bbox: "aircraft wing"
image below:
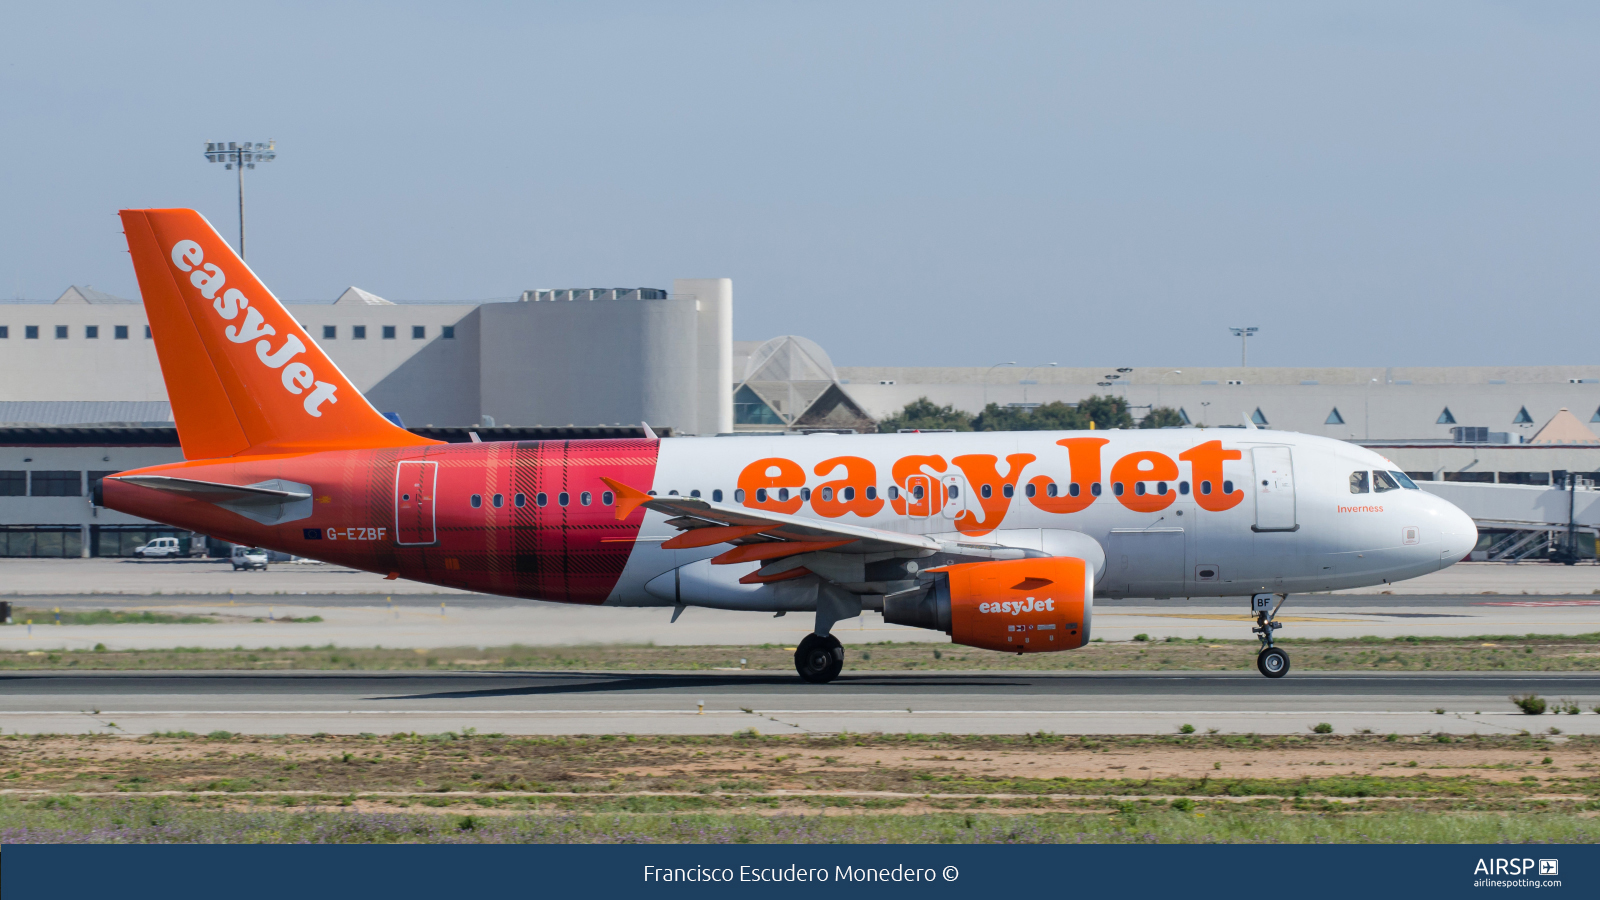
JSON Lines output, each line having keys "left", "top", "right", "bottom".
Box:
{"left": 600, "top": 477, "right": 939, "bottom": 558}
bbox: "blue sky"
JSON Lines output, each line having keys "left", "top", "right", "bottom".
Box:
{"left": 2, "top": 2, "right": 1597, "bottom": 368}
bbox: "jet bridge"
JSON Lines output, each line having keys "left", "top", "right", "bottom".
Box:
{"left": 1421, "top": 478, "right": 1600, "bottom": 562}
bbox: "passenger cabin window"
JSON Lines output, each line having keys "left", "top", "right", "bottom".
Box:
{"left": 886, "top": 485, "right": 898, "bottom": 500}
{"left": 776, "top": 488, "right": 789, "bottom": 501}
{"left": 912, "top": 485, "right": 924, "bottom": 500}
{"left": 1349, "top": 471, "right": 1370, "bottom": 494}
{"left": 843, "top": 486, "right": 855, "bottom": 501}
{"left": 866, "top": 486, "right": 877, "bottom": 500}
{"left": 1391, "top": 471, "right": 1420, "bottom": 490}
{"left": 820, "top": 487, "right": 833, "bottom": 502}
{"left": 1221, "top": 480, "right": 1233, "bottom": 494}
{"left": 492, "top": 493, "right": 504, "bottom": 508}
{"left": 981, "top": 484, "right": 992, "bottom": 499}
{"left": 1373, "top": 470, "right": 1401, "bottom": 493}
{"left": 712, "top": 489, "right": 723, "bottom": 502}
{"left": 1179, "top": 481, "right": 1190, "bottom": 495}
{"left": 470, "top": 494, "right": 482, "bottom": 508}
{"left": 1112, "top": 483, "right": 1124, "bottom": 496}
{"left": 734, "top": 489, "right": 745, "bottom": 503}
{"left": 603, "top": 491, "right": 615, "bottom": 505}
{"left": 947, "top": 484, "right": 959, "bottom": 499}
{"left": 1002, "top": 483, "right": 1013, "bottom": 499}
{"left": 1025, "top": 483, "right": 1037, "bottom": 498}
{"left": 756, "top": 488, "right": 768, "bottom": 503}
{"left": 514, "top": 493, "right": 526, "bottom": 507}
{"left": 1200, "top": 481, "right": 1212, "bottom": 495}
{"left": 580, "top": 492, "right": 592, "bottom": 506}
{"left": 536, "top": 492, "right": 548, "bottom": 507}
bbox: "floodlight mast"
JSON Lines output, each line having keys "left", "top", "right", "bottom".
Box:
{"left": 203, "top": 140, "right": 276, "bottom": 259}
{"left": 1228, "top": 326, "right": 1259, "bottom": 366}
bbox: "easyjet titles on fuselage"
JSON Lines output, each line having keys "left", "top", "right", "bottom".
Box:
{"left": 731, "top": 436, "right": 1246, "bottom": 537}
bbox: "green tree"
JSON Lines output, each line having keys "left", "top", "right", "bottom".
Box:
{"left": 973, "top": 401, "right": 1087, "bottom": 432}
{"left": 1139, "top": 406, "right": 1185, "bottom": 429}
{"left": 876, "top": 397, "right": 973, "bottom": 433}
{"left": 1076, "top": 394, "right": 1134, "bottom": 429}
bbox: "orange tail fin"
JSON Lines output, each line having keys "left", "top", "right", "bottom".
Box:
{"left": 119, "top": 208, "right": 437, "bottom": 459}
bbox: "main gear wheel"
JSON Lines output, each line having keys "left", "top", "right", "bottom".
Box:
{"left": 795, "top": 633, "right": 845, "bottom": 683}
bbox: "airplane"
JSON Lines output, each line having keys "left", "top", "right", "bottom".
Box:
{"left": 103, "top": 208, "right": 1480, "bottom": 683}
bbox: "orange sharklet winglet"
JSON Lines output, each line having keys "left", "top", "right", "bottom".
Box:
{"left": 710, "top": 539, "right": 853, "bottom": 566}
{"left": 601, "top": 476, "right": 653, "bottom": 520}
{"left": 662, "top": 524, "right": 770, "bottom": 550}
{"left": 739, "top": 566, "right": 813, "bottom": 585}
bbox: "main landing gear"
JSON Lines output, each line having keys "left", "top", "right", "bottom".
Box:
{"left": 795, "top": 633, "right": 844, "bottom": 684}
{"left": 1251, "top": 592, "right": 1290, "bottom": 678}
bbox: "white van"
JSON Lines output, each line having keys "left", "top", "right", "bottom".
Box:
{"left": 231, "top": 546, "right": 270, "bottom": 571}
{"left": 133, "top": 537, "right": 183, "bottom": 559}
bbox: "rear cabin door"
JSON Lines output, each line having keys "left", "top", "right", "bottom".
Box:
{"left": 1251, "top": 446, "right": 1297, "bottom": 532}
{"left": 395, "top": 460, "right": 438, "bottom": 545}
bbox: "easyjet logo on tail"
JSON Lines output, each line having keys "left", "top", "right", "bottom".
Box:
{"left": 169, "top": 240, "right": 338, "bottom": 417}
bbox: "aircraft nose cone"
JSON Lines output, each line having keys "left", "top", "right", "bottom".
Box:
{"left": 1436, "top": 498, "right": 1477, "bottom": 569}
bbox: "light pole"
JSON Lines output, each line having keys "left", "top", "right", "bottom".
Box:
{"left": 983, "top": 361, "right": 1015, "bottom": 409}
{"left": 1020, "top": 362, "right": 1056, "bottom": 404}
{"left": 204, "top": 140, "right": 277, "bottom": 259}
{"left": 1229, "top": 327, "right": 1259, "bottom": 367}
{"left": 1200, "top": 400, "right": 1211, "bottom": 427}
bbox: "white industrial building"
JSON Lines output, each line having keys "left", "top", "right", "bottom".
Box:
{"left": 2, "top": 281, "right": 1598, "bottom": 558}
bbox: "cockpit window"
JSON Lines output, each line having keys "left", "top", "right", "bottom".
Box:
{"left": 1349, "top": 471, "right": 1369, "bottom": 494}
{"left": 1390, "top": 471, "right": 1419, "bottom": 490}
{"left": 1373, "top": 470, "right": 1401, "bottom": 493}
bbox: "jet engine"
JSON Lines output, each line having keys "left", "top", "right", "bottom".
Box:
{"left": 881, "top": 556, "right": 1091, "bottom": 652}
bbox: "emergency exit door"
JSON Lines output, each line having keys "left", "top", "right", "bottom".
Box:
{"left": 1251, "top": 446, "right": 1297, "bottom": 532}
{"left": 394, "top": 460, "right": 438, "bottom": 545}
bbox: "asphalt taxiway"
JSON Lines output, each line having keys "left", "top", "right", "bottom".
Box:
{"left": 2, "top": 670, "right": 1595, "bottom": 737}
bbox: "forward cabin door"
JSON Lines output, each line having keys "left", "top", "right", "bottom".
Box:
{"left": 1251, "top": 446, "right": 1297, "bottom": 532}
{"left": 395, "top": 460, "right": 439, "bottom": 545}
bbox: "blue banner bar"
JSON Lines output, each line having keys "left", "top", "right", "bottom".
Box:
{"left": 4, "top": 845, "right": 1595, "bottom": 899}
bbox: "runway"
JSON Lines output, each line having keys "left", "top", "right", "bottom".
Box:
{"left": 3, "top": 670, "right": 1596, "bottom": 736}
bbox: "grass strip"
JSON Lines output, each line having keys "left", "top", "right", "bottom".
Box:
{"left": 4, "top": 634, "right": 1600, "bottom": 671}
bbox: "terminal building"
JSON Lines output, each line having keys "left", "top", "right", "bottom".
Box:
{"left": 2, "top": 281, "right": 1597, "bottom": 559}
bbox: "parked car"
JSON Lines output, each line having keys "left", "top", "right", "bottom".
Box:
{"left": 231, "top": 546, "right": 270, "bottom": 571}
{"left": 133, "top": 537, "right": 183, "bottom": 559}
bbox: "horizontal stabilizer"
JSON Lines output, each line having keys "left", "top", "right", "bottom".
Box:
{"left": 111, "top": 475, "right": 314, "bottom": 526}
{"left": 112, "top": 475, "right": 310, "bottom": 505}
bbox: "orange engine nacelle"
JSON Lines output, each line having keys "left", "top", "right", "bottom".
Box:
{"left": 882, "top": 556, "right": 1092, "bottom": 653}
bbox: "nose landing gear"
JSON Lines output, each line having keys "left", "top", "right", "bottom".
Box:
{"left": 1252, "top": 592, "right": 1290, "bottom": 678}
{"left": 795, "top": 633, "right": 844, "bottom": 683}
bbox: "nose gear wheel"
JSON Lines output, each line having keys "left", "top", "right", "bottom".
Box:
{"left": 795, "top": 633, "right": 844, "bottom": 683}
{"left": 1257, "top": 646, "right": 1290, "bottom": 678}
{"left": 1250, "top": 592, "right": 1290, "bottom": 678}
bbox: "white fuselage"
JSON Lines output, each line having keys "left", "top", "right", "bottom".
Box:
{"left": 606, "top": 428, "right": 1478, "bottom": 610}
